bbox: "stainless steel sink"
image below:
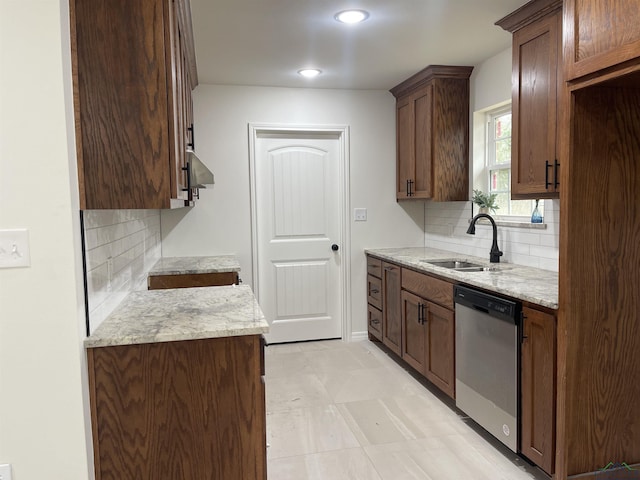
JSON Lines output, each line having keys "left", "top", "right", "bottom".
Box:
{"left": 423, "top": 259, "right": 499, "bottom": 272}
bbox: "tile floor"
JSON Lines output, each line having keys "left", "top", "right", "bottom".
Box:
{"left": 265, "top": 338, "right": 550, "bottom": 480}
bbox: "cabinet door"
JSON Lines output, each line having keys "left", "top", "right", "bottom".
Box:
{"left": 564, "top": 0, "right": 640, "bottom": 81}
{"left": 424, "top": 301, "right": 455, "bottom": 399}
{"left": 396, "top": 87, "right": 433, "bottom": 200}
{"left": 167, "top": 0, "right": 189, "bottom": 202}
{"left": 412, "top": 85, "right": 433, "bottom": 199}
{"left": 382, "top": 262, "right": 402, "bottom": 356}
{"left": 87, "top": 335, "right": 267, "bottom": 479}
{"left": 396, "top": 96, "right": 415, "bottom": 199}
{"left": 521, "top": 306, "right": 556, "bottom": 474}
{"left": 512, "top": 9, "right": 561, "bottom": 198}
{"left": 401, "top": 290, "right": 426, "bottom": 374}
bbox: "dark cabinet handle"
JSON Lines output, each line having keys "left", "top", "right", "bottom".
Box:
{"left": 384, "top": 266, "right": 396, "bottom": 271}
{"left": 554, "top": 160, "right": 560, "bottom": 189}
{"left": 407, "top": 179, "right": 414, "bottom": 197}
{"left": 519, "top": 312, "right": 528, "bottom": 343}
{"left": 187, "top": 123, "right": 195, "bottom": 150}
{"left": 370, "top": 288, "right": 380, "bottom": 294}
{"left": 417, "top": 303, "right": 428, "bottom": 324}
{"left": 371, "top": 318, "right": 380, "bottom": 325}
{"left": 181, "top": 162, "right": 191, "bottom": 192}
{"left": 545, "top": 160, "right": 552, "bottom": 189}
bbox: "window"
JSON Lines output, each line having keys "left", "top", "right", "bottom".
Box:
{"left": 485, "top": 106, "right": 543, "bottom": 219}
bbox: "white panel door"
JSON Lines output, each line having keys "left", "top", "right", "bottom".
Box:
{"left": 255, "top": 133, "right": 342, "bottom": 343}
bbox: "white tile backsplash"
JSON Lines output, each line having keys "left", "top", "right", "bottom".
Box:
{"left": 424, "top": 199, "right": 559, "bottom": 272}
{"left": 83, "top": 209, "right": 161, "bottom": 332}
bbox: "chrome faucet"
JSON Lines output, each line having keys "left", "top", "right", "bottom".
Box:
{"left": 466, "top": 213, "right": 503, "bottom": 263}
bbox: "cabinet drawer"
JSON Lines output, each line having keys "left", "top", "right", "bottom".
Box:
{"left": 367, "top": 304, "right": 383, "bottom": 341}
{"left": 367, "top": 275, "right": 382, "bottom": 309}
{"left": 401, "top": 268, "right": 454, "bottom": 309}
{"left": 367, "top": 256, "right": 382, "bottom": 278}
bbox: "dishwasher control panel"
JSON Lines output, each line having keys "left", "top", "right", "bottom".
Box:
{"left": 454, "top": 285, "right": 520, "bottom": 322}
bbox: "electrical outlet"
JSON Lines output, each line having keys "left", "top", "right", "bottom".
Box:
{"left": 0, "top": 463, "right": 13, "bottom": 480}
{"left": 0, "top": 229, "right": 30, "bottom": 268}
{"left": 354, "top": 208, "right": 367, "bottom": 221}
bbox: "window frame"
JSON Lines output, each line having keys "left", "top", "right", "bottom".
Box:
{"left": 484, "top": 105, "right": 542, "bottom": 222}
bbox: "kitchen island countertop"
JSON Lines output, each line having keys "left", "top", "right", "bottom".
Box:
{"left": 366, "top": 247, "right": 558, "bottom": 309}
{"left": 148, "top": 255, "right": 241, "bottom": 276}
{"left": 85, "top": 284, "right": 268, "bottom": 348}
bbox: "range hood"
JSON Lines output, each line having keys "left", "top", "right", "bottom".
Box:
{"left": 187, "top": 150, "right": 214, "bottom": 188}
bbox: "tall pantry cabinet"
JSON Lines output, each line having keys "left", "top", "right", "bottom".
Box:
{"left": 557, "top": 1, "right": 640, "bottom": 479}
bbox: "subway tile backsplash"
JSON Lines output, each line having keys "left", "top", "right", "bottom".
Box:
{"left": 83, "top": 209, "right": 161, "bottom": 332}
{"left": 424, "top": 199, "right": 559, "bottom": 272}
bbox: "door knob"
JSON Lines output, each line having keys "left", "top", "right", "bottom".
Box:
{"left": 331, "top": 244, "right": 339, "bottom": 251}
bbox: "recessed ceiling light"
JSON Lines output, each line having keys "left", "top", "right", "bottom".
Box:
{"left": 334, "top": 9, "right": 369, "bottom": 24}
{"left": 298, "top": 68, "right": 322, "bottom": 78}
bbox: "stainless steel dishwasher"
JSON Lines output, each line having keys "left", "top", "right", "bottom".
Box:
{"left": 454, "top": 284, "right": 521, "bottom": 452}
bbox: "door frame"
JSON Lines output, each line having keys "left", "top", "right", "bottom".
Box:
{"left": 248, "top": 123, "right": 352, "bottom": 341}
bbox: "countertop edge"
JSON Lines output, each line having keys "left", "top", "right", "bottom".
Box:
{"left": 84, "top": 325, "right": 269, "bottom": 349}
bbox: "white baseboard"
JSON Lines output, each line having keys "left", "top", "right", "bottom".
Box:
{"left": 349, "top": 331, "right": 368, "bottom": 342}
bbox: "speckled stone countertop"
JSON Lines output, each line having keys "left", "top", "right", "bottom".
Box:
{"left": 85, "top": 285, "right": 268, "bottom": 348}
{"left": 148, "top": 255, "right": 241, "bottom": 276}
{"left": 366, "top": 247, "right": 558, "bottom": 310}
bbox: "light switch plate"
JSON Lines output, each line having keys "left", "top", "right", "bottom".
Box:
{"left": 0, "top": 464, "right": 13, "bottom": 480}
{"left": 354, "top": 208, "right": 367, "bottom": 222}
{"left": 0, "top": 229, "right": 31, "bottom": 268}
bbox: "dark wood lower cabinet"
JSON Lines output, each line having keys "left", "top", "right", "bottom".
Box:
{"left": 368, "top": 254, "right": 558, "bottom": 472}
{"left": 401, "top": 290, "right": 427, "bottom": 374}
{"left": 382, "top": 262, "right": 402, "bottom": 356}
{"left": 87, "top": 335, "right": 266, "bottom": 480}
{"left": 367, "top": 304, "right": 383, "bottom": 341}
{"left": 400, "top": 291, "right": 455, "bottom": 399}
{"left": 521, "top": 306, "right": 556, "bottom": 475}
{"left": 148, "top": 271, "right": 239, "bottom": 290}
{"left": 424, "top": 301, "right": 455, "bottom": 399}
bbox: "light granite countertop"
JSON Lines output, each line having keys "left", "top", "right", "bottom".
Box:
{"left": 85, "top": 285, "right": 268, "bottom": 348}
{"left": 148, "top": 255, "right": 241, "bottom": 276}
{"left": 366, "top": 247, "right": 558, "bottom": 310}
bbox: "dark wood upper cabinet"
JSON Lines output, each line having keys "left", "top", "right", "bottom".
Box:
{"left": 70, "top": 0, "right": 198, "bottom": 209}
{"left": 390, "top": 65, "right": 473, "bottom": 202}
{"left": 564, "top": 0, "right": 640, "bottom": 82}
{"left": 497, "top": 0, "right": 563, "bottom": 199}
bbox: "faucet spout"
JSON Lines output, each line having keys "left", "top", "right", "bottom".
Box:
{"left": 467, "top": 213, "right": 503, "bottom": 263}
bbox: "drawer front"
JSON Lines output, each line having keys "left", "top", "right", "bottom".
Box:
{"left": 367, "top": 275, "right": 382, "bottom": 309}
{"left": 368, "top": 304, "right": 383, "bottom": 340}
{"left": 401, "top": 268, "right": 454, "bottom": 309}
{"left": 367, "top": 256, "right": 382, "bottom": 278}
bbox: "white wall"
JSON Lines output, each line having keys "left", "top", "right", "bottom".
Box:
{"left": 0, "top": 0, "right": 91, "bottom": 478}
{"left": 424, "top": 47, "right": 560, "bottom": 272}
{"left": 161, "top": 85, "right": 425, "bottom": 337}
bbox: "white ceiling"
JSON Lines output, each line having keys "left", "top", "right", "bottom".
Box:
{"left": 190, "top": 0, "right": 530, "bottom": 91}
